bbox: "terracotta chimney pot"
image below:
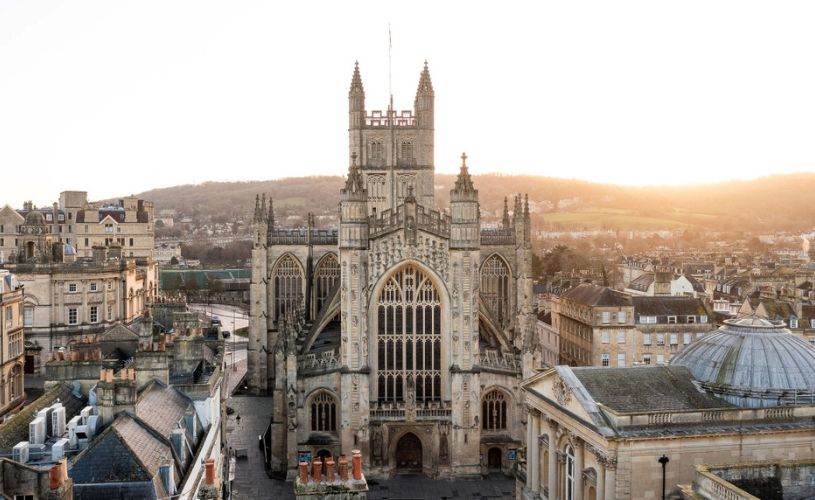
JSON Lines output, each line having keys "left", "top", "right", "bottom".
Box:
{"left": 312, "top": 458, "right": 322, "bottom": 482}
{"left": 352, "top": 451, "right": 362, "bottom": 480}
{"left": 298, "top": 461, "right": 309, "bottom": 483}
{"left": 204, "top": 458, "right": 216, "bottom": 486}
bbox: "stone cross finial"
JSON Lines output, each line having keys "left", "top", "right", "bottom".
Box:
{"left": 460, "top": 152, "right": 467, "bottom": 167}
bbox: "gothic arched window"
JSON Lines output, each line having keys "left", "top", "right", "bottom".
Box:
{"left": 481, "top": 254, "right": 511, "bottom": 328}
{"left": 273, "top": 254, "right": 303, "bottom": 319}
{"left": 310, "top": 391, "right": 337, "bottom": 433}
{"left": 376, "top": 265, "right": 441, "bottom": 403}
{"left": 314, "top": 253, "right": 340, "bottom": 316}
{"left": 482, "top": 390, "right": 509, "bottom": 431}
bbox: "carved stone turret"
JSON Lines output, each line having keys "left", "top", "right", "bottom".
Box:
{"left": 450, "top": 153, "right": 480, "bottom": 250}
{"left": 340, "top": 153, "right": 369, "bottom": 249}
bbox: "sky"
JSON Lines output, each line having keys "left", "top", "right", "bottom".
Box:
{"left": 1, "top": 1, "right": 815, "bottom": 207}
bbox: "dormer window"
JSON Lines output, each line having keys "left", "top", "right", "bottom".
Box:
{"left": 790, "top": 318, "right": 798, "bottom": 329}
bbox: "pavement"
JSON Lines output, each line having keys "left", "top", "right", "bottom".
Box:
{"left": 224, "top": 347, "right": 516, "bottom": 499}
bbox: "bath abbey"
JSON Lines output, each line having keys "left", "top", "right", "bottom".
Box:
{"left": 247, "top": 62, "right": 540, "bottom": 479}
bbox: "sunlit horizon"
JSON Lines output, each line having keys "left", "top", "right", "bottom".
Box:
{"left": 2, "top": 1, "right": 815, "bottom": 207}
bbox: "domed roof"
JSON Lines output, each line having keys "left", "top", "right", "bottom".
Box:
{"left": 63, "top": 243, "right": 76, "bottom": 256}
{"left": 671, "top": 316, "right": 815, "bottom": 407}
{"left": 24, "top": 210, "right": 45, "bottom": 225}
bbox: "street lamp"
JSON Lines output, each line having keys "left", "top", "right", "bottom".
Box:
{"left": 658, "top": 454, "right": 670, "bottom": 500}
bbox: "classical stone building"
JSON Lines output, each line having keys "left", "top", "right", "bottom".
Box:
{"left": 554, "top": 284, "right": 711, "bottom": 367}
{"left": 2, "top": 232, "right": 157, "bottom": 372}
{"left": 248, "top": 62, "right": 541, "bottom": 479}
{"left": 0, "top": 191, "right": 155, "bottom": 262}
{"left": 0, "top": 270, "right": 25, "bottom": 418}
{"left": 520, "top": 316, "right": 815, "bottom": 499}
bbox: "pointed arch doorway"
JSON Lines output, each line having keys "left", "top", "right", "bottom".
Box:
{"left": 395, "top": 432, "right": 423, "bottom": 473}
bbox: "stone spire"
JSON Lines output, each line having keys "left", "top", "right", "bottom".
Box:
{"left": 502, "top": 196, "right": 511, "bottom": 228}
{"left": 253, "top": 194, "right": 261, "bottom": 222}
{"left": 267, "top": 197, "right": 275, "bottom": 228}
{"left": 343, "top": 152, "right": 365, "bottom": 194}
{"left": 524, "top": 194, "right": 530, "bottom": 219}
{"left": 415, "top": 60, "right": 434, "bottom": 97}
{"left": 514, "top": 194, "right": 522, "bottom": 220}
{"left": 453, "top": 152, "right": 475, "bottom": 194}
{"left": 349, "top": 61, "right": 364, "bottom": 97}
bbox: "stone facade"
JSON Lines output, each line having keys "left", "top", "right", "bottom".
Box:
{"left": 554, "top": 285, "right": 712, "bottom": 367}
{"left": 3, "top": 249, "right": 157, "bottom": 372}
{"left": 0, "top": 191, "right": 155, "bottom": 262}
{"left": 248, "top": 62, "right": 541, "bottom": 479}
{"left": 0, "top": 270, "right": 25, "bottom": 418}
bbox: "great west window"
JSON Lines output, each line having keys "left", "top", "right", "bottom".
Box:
{"left": 376, "top": 265, "right": 441, "bottom": 403}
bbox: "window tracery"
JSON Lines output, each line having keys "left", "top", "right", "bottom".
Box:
{"left": 481, "top": 254, "right": 511, "bottom": 328}
{"left": 314, "top": 253, "right": 340, "bottom": 314}
{"left": 273, "top": 254, "right": 303, "bottom": 319}
{"left": 376, "top": 265, "right": 441, "bottom": 403}
{"left": 482, "top": 389, "right": 509, "bottom": 431}
{"left": 310, "top": 391, "right": 337, "bottom": 432}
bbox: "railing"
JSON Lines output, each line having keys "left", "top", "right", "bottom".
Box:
{"left": 477, "top": 351, "right": 521, "bottom": 375}
{"left": 370, "top": 401, "right": 451, "bottom": 420}
{"left": 297, "top": 350, "right": 340, "bottom": 374}
{"left": 481, "top": 228, "right": 516, "bottom": 246}
{"left": 369, "top": 207, "right": 405, "bottom": 237}
{"left": 415, "top": 206, "right": 450, "bottom": 238}
{"left": 369, "top": 205, "right": 450, "bottom": 239}
{"left": 269, "top": 229, "right": 338, "bottom": 246}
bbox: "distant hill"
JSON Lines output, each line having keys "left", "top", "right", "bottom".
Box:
{"left": 135, "top": 172, "right": 815, "bottom": 232}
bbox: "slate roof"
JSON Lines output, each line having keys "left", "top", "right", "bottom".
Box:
{"left": 749, "top": 298, "right": 797, "bottom": 321}
{"left": 73, "top": 481, "right": 161, "bottom": 500}
{"left": 136, "top": 383, "right": 192, "bottom": 438}
{"left": 570, "top": 366, "right": 729, "bottom": 413}
{"left": 561, "top": 284, "right": 631, "bottom": 307}
{"left": 112, "top": 415, "right": 170, "bottom": 479}
{"left": 632, "top": 296, "right": 708, "bottom": 317}
{"left": 101, "top": 324, "right": 139, "bottom": 342}
{"left": 70, "top": 414, "right": 174, "bottom": 500}
{"left": 684, "top": 274, "right": 705, "bottom": 293}
{"left": 627, "top": 273, "right": 654, "bottom": 292}
{"left": 69, "top": 423, "right": 152, "bottom": 483}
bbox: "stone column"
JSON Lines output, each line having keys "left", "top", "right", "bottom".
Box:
{"left": 548, "top": 422, "right": 558, "bottom": 500}
{"left": 526, "top": 410, "right": 535, "bottom": 492}
{"left": 573, "top": 437, "right": 583, "bottom": 500}
{"left": 529, "top": 411, "right": 540, "bottom": 494}
{"left": 597, "top": 463, "right": 605, "bottom": 500}
{"left": 604, "top": 459, "right": 616, "bottom": 500}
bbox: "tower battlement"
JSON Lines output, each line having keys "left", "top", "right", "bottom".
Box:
{"left": 364, "top": 109, "right": 416, "bottom": 128}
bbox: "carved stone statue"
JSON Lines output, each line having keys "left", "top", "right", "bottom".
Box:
{"left": 372, "top": 426, "right": 383, "bottom": 464}
{"left": 439, "top": 427, "right": 449, "bottom": 464}
{"left": 405, "top": 374, "right": 416, "bottom": 406}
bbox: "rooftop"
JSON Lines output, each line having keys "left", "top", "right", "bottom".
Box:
{"left": 561, "top": 284, "right": 631, "bottom": 307}
{"left": 570, "top": 366, "right": 727, "bottom": 413}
